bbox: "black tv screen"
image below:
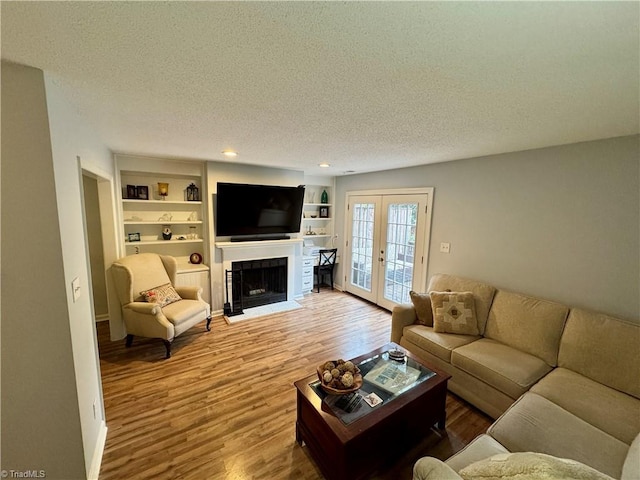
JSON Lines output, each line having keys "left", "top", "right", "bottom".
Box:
{"left": 216, "top": 182, "right": 305, "bottom": 237}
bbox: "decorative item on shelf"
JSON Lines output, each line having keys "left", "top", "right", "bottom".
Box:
{"left": 186, "top": 183, "right": 200, "bottom": 201}
{"left": 319, "top": 206, "right": 329, "bottom": 218}
{"left": 306, "top": 225, "right": 315, "bottom": 235}
{"left": 187, "top": 211, "right": 198, "bottom": 221}
{"left": 126, "top": 185, "right": 137, "bottom": 199}
{"left": 158, "top": 182, "right": 169, "bottom": 200}
{"left": 124, "top": 215, "right": 143, "bottom": 222}
{"left": 137, "top": 185, "right": 149, "bottom": 200}
{"left": 158, "top": 213, "right": 172, "bottom": 222}
{"left": 308, "top": 192, "right": 316, "bottom": 203}
{"left": 127, "top": 232, "right": 141, "bottom": 242}
{"left": 189, "top": 252, "right": 203, "bottom": 264}
{"left": 189, "top": 226, "right": 197, "bottom": 239}
{"left": 162, "top": 225, "right": 172, "bottom": 240}
{"left": 321, "top": 189, "right": 328, "bottom": 204}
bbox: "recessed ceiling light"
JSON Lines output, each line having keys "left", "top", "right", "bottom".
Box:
{"left": 318, "top": 162, "right": 330, "bottom": 168}
{"left": 222, "top": 150, "right": 238, "bottom": 158}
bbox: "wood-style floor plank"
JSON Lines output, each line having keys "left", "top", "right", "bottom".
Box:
{"left": 98, "top": 290, "right": 491, "bottom": 479}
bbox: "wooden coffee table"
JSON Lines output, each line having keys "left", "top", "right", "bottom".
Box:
{"left": 294, "top": 342, "right": 451, "bottom": 480}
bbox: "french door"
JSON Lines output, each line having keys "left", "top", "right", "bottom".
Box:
{"left": 345, "top": 190, "right": 433, "bottom": 311}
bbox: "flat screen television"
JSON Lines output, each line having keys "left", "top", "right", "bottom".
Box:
{"left": 216, "top": 182, "right": 305, "bottom": 238}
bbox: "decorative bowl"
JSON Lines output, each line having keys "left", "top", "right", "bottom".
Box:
{"left": 317, "top": 360, "right": 363, "bottom": 395}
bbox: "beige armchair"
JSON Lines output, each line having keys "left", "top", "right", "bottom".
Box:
{"left": 110, "top": 253, "right": 211, "bottom": 358}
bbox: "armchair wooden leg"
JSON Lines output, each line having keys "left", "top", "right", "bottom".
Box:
{"left": 125, "top": 334, "right": 134, "bottom": 347}
{"left": 206, "top": 317, "right": 212, "bottom": 331}
{"left": 162, "top": 339, "right": 172, "bottom": 359}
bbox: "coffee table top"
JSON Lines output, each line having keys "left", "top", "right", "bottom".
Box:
{"left": 295, "top": 342, "right": 450, "bottom": 442}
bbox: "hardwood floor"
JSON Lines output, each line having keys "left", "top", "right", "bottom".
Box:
{"left": 97, "top": 290, "right": 491, "bottom": 480}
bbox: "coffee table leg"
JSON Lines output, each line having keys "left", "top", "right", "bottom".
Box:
{"left": 295, "top": 421, "right": 303, "bottom": 445}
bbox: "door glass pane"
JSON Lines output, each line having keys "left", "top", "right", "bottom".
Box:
{"left": 350, "top": 203, "right": 375, "bottom": 291}
{"left": 384, "top": 202, "right": 418, "bottom": 304}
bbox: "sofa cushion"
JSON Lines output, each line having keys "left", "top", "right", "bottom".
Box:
{"left": 410, "top": 291, "right": 434, "bottom": 326}
{"left": 403, "top": 324, "right": 480, "bottom": 363}
{"left": 559, "top": 308, "right": 640, "bottom": 399}
{"left": 484, "top": 290, "right": 568, "bottom": 366}
{"left": 488, "top": 392, "right": 629, "bottom": 479}
{"left": 446, "top": 434, "right": 510, "bottom": 473}
{"left": 621, "top": 433, "right": 640, "bottom": 480}
{"left": 459, "top": 452, "right": 614, "bottom": 480}
{"left": 451, "top": 338, "right": 553, "bottom": 400}
{"left": 531, "top": 367, "right": 640, "bottom": 445}
{"left": 430, "top": 291, "right": 480, "bottom": 335}
{"left": 427, "top": 274, "right": 497, "bottom": 335}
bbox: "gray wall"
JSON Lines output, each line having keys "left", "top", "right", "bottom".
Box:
{"left": 335, "top": 136, "right": 639, "bottom": 321}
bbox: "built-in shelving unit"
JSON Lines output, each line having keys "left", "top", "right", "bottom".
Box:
{"left": 300, "top": 177, "right": 336, "bottom": 295}
{"left": 115, "top": 155, "right": 211, "bottom": 303}
{"left": 301, "top": 179, "right": 335, "bottom": 248}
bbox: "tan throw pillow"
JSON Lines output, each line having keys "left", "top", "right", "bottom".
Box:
{"left": 140, "top": 283, "right": 182, "bottom": 307}
{"left": 459, "top": 452, "right": 614, "bottom": 480}
{"left": 430, "top": 291, "right": 479, "bottom": 335}
{"left": 410, "top": 291, "right": 434, "bottom": 326}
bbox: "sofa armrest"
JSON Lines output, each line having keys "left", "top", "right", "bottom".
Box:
{"left": 413, "top": 457, "right": 462, "bottom": 480}
{"left": 391, "top": 304, "right": 417, "bottom": 343}
{"left": 175, "top": 285, "right": 203, "bottom": 301}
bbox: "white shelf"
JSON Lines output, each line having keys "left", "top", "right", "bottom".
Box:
{"left": 126, "top": 239, "right": 204, "bottom": 246}
{"left": 304, "top": 203, "right": 333, "bottom": 207}
{"left": 303, "top": 234, "right": 331, "bottom": 239}
{"left": 124, "top": 221, "right": 203, "bottom": 225}
{"left": 122, "top": 199, "right": 202, "bottom": 205}
{"left": 303, "top": 217, "right": 332, "bottom": 221}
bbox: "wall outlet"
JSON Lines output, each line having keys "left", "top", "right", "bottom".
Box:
{"left": 440, "top": 242, "right": 451, "bottom": 254}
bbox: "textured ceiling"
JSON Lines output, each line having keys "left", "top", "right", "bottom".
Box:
{"left": 2, "top": 2, "right": 638, "bottom": 176}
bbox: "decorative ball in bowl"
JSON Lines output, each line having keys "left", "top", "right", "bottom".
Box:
{"left": 317, "top": 359, "right": 363, "bottom": 395}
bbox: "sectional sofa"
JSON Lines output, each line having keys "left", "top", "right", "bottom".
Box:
{"left": 390, "top": 273, "right": 639, "bottom": 479}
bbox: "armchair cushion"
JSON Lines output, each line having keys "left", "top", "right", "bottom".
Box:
{"left": 140, "top": 283, "right": 182, "bottom": 307}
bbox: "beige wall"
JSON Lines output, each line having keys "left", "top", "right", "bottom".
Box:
{"left": 1, "top": 61, "right": 114, "bottom": 479}
{"left": 44, "top": 69, "right": 114, "bottom": 478}
{"left": 335, "top": 136, "right": 640, "bottom": 321}
{"left": 1, "top": 62, "right": 87, "bottom": 478}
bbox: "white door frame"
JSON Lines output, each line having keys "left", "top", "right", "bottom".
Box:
{"left": 343, "top": 187, "right": 434, "bottom": 308}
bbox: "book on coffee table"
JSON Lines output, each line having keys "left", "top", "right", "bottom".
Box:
{"left": 363, "top": 359, "right": 421, "bottom": 395}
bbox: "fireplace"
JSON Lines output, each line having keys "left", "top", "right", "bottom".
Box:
{"left": 216, "top": 238, "right": 303, "bottom": 317}
{"left": 228, "top": 257, "right": 287, "bottom": 314}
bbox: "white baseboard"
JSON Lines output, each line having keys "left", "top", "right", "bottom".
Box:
{"left": 88, "top": 421, "right": 108, "bottom": 480}
{"left": 94, "top": 314, "right": 109, "bottom": 323}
